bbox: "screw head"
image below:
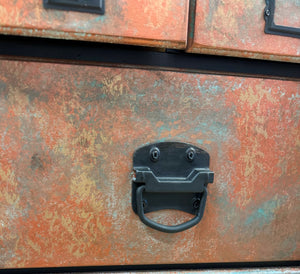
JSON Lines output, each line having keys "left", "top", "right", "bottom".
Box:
{"left": 150, "top": 147, "right": 160, "bottom": 162}
{"left": 265, "top": 9, "right": 270, "bottom": 16}
{"left": 192, "top": 198, "right": 201, "bottom": 209}
{"left": 186, "top": 147, "right": 196, "bottom": 162}
{"left": 142, "top": 199, "right": 148, "bottom": 208}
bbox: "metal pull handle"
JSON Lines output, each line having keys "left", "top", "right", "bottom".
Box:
{"left": 43, "top": 0, "right": 105, "bottom": 15}
{"left": 132, "top": 142, "right": 214, "bottom": 233}
{"left": 136, "top": 186, "right": 208, "bottom": 233}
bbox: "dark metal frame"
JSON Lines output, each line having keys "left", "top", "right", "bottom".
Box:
{"left": 264, "top": 0, "right": 300, "bottom": 39}
{"left": 0, "top": 35, "right": 299, "bottom": 80}
{"left": 43, "top": 0, "right": 105, "bottom": 15}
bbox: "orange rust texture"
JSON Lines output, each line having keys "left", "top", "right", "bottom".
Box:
{"left": 0, "top": 0, "right": 189, "bottom": 49}
{"left": 0, "top": 60, "right": 299, "bottom": 268}
{"left": 187, "top": 0, "right": 300, "bottom": 62}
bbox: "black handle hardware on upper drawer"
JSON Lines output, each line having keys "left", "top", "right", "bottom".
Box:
{"left": 43, "top": 0, "right": 105, "bottom": 15}
{"left": 132, "top": 142, "right": 214, "bottom": 233}
{"left": 264, "top": 0, "right": 300, "bottom": 39}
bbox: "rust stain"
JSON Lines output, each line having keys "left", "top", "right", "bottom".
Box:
{"left": 0, "top": 60, "right": 299, "bottom": 268}
{"left": 30, "top": 153, "right": 44, "bottom": 171}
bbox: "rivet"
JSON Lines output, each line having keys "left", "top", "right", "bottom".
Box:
{"left": 150, "top": 147, "right": 160, "bottom": 162}
{"left": 142, "top": 199, "right": 148, "bottom": 208}
{"left": 186, "top": 147, "right": 196, "bottom": 161}
{"left": 192, "top": 198, "right": 201, "bottom": 209}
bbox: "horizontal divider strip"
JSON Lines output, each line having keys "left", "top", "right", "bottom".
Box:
{"left": 2, "top": 261, "right": 300, "bottom": 273}
{"left": 0, "top": 34, "right": 299, "bottom": 80}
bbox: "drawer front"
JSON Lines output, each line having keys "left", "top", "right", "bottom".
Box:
{"left": 187, "top": 0, "right": 300, "bottom": 62}
{"left": 0, "top": 0, "right": 189, "bottom": 49}
{"left": 0, "top": 60, "right": 299, "bottom": 268}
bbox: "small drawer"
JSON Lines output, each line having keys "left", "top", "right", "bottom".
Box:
{"left": 0, "top": 0, "right": 189, "bottom": 49}
{"left": 0, "top": 59, "right": 299, "bottom": 268}
{"left": 187, "top": 0, "right": 300, "bottom": 62}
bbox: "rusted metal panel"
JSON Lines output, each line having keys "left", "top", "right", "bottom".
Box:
{"left": 0, "top": 60, "right": 299, "bottom": 268}
{"left": 187, "top": 0, "right": 300, "bottom": 63}
{"left": 0, "top": 0, "right": 189, "bottom": 49}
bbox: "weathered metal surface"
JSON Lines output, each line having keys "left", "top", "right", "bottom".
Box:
{"left": 273, "top": 0, "right": 300, "bottom": 28}
{"left": 0, "top": 0, "right": 188, "bottom": 49}
{"left": 0, "top": 60, "right": 299, "bottom": 268}
{"left": 187, "top": 0, "right": 300, "bottom": 63}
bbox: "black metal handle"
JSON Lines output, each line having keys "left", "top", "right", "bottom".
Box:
{"left": 43, "top": 0, "right": 105, "bottom": 15}
{"left": 136, "top": 185, "right": 208, "bottom": 233}
{"left": 132, "top": 142, "right": 213, "bottom": 233}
